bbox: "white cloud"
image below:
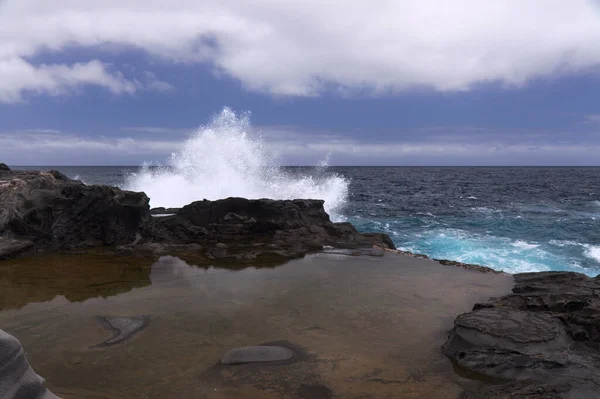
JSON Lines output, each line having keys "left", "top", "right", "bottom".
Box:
{"left": 1, "top": 0, "right": 600, "bottom": 100}
{"left": 0, "top": 58, "right": 138, "bottom": 103}
{"left": 0, "top": 130, "right": 182, "bottom": 164}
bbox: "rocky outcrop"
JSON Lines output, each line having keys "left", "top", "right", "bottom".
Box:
{"left": 0, "top": 167, "right": 150, "bottom": 259}
{"left": 140, "top": 198, "right": 395, "bottom": 261}
{"left": 443, "top": 271, "right": 600, "bottom": 398}
{"left": 0, "top": 166, "right": 395, "bottom": 260}
{"left": 0, "top": 330, "right": 58, "bottom": 398}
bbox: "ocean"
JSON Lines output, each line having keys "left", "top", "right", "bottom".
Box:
{"left": 17, "top": 165, "right": 600, "bottom": 276}
{"left": 14, "top": 110, "right": 600, "bottom": 276}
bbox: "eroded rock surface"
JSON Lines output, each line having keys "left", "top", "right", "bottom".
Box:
{"left": 94, "top": 316, "right": 151, "bottom": 347}
{"left": 0, "top": 167, "right": 149, "bottom": 259}
{"left": 0, "top": 330, "right": 58, "bottom": 398}
{"left": 444, "top": 271, "right": 600, "bottom": 398}
{"left": 0, "top": 166, "right": 395, "bottom": 261}
{"left": 143, "top": 198, "right": 395, "bottom": 261}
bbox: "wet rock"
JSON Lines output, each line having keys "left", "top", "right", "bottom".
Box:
{"left": 0, "top": 329, "right": 58, "bottom": 398}
{"left": 0, "top": 163, "right": 10, "bottom": 171}
{"left": 0, "top": 239, "right": 33, "bottom": 259}
{"left": 152, "top": 198, "right": 396, "bottom": 261}
{"left": 0, "top": 167, "right": 150, "bottom": 255}
{"left": 221, "top": 345, "right": 294, "bottom": 365}
{"left": 94, "top": 315, "right": 151, "bottom": 347}
{"left": 434, "top": 258, "right": 505, "bottom": 274}
{"left": 444, "top": 271, "right": 600, "bottom": 398}
{"left": 0, "top": 166, "right": 395, "bottom": 261}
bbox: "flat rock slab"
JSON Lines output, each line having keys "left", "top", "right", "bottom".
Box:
{"left": 221, "top": 345, "right": 294, "bottom": 365}
{"left": 93, "top": 315, "right": 150, "bottom": 347}
{"left": 455, "top": 307, "right": 559, "bottom": 344}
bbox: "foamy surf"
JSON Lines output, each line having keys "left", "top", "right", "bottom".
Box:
{"left": 124, "top": 107, "right": 349, "bottom": 221}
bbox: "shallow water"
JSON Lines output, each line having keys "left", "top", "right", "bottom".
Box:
{"left": 0, "top": 252, "right": 513, "bottom": 398}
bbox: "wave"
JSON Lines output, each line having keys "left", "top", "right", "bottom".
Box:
{"left": 549, "top": 239, "right": 581, "bottom": 247}
{"left": 584, "top": 245, "right": 600, "bottom": 263}
{"left": 511, "top": 240, "right": 539, "bottom": 250}
{"left": 389, "top": 228, "right": 576, "bottom": 274}
{"left": 124, "top": 108, "right": 349, "bottom": 221}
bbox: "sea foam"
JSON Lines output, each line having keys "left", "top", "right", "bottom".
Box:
{"left": 584, "top": 245, "right": 600, "bottom": 263}
{"left": 124, "top": 108, "right": 349, "bottom": 221}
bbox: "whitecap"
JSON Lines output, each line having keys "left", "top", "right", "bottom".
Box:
{"left": 583, "top": 245, "right": 600, "bottom": 263}
{"left": 511, "top": 240, "right": 539, "bottom": 250}
{"left": 549, "top": 240, "right": 581, "bottom": 247}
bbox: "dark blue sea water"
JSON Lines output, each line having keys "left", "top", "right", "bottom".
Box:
{"left": 17, "top": 166, "right": 600, "bottom": 275}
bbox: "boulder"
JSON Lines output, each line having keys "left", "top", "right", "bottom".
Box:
{"left": 0, "top": 330, "right": 58, "bottom": 398}
{"left": 0, "top": 168, "right": 149, "bottom": 254}
{"left": 443, "top": 271, "right": 600, "bottom": 398}
{"left": 148, "top": 197, "right": 395, "bottom": 260}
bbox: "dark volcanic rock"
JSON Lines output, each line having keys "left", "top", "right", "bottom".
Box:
{"left": 142, "top": 197, "right": 396, "bottom": 260}
{"left": 0, "top": 330, "right": 58, "bottom": 398}
{"left": 0, "top": 166, "right": 395, "bottom": 260}
{"left": 0, "top": 163, "right": 10, "bottom": 172}
{"left": 0, "top": 167, "right": 150, "bottom": 257}
{"left": 443, "top": 271, "right": 600, "bottom": 398}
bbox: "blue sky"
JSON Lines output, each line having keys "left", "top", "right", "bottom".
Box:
{"left": 1, "top": 0, "right": 600, "bottom": 166}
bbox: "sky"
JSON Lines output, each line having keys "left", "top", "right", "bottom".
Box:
{"left": 1, "top": 0, "right": 600, "bottom": 166}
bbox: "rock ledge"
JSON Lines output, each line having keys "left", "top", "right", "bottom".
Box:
{"left": 443, "top": 271, "right": 600, "bottom": 398}
{"left": 0, "top": 166, "right": 395, "bottom": 261}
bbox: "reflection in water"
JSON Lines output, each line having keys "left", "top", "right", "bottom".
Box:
{"left": 0, "top": 254, "right": 152, "bottom": 311}
{"left": 0, "top": 253, "right": 513, "bottom": 398}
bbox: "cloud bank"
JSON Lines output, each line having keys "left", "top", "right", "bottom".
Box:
{"left": 1, "top": 0, "right": 600, "bottom": 101}
{"left": 2, "top": 126, "right": 599, "bottom": 166}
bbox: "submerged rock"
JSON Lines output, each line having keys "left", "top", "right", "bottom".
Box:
{"left": 0, "top": 166, "right": 395, "bottom": 260}
{"left": 443, "top": 271, "right": 600, "bottom": 398}
{"left": 94, "top": 316, "right": 151, "bottom": 347}
{"left": 221, "top": 345, "right": 294, "bottom": 365}
{"left": 0, "top": 330, "right": 58, "bottom": 398}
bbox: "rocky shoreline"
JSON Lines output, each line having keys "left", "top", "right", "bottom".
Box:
{"left": 2, "top": 165, "right": 600, "bottom": 398}
{"left": 0, "top": 165, "right": 394, "bottom": 262}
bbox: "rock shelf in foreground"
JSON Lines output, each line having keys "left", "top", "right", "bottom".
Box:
{"left": 0, "top": 330, "right": 57, "bottom": 399}
{"left": 0, "top": 166, "right": 395, "bottom": 260}
{"left": 444, "top": 271, "right": 600, "bottom": 398}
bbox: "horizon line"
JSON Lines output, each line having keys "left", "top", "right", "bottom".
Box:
{"left": 7, "top": 165, "right": 600, "bottom": 168}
